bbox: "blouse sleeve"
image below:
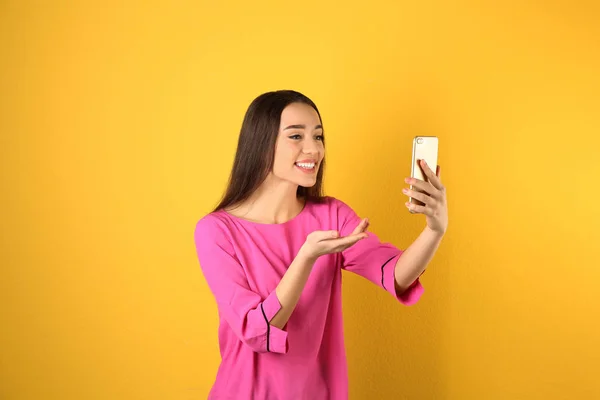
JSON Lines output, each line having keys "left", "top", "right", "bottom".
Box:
{"left": 194, "top": 216, "right": 288, "bottom": 354}
{"left": 336, "top": 199, "right": 424, "bottom": 306}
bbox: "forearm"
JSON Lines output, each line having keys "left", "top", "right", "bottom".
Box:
{"left": 270, "top": 249, "right": 316, "bottom": 329}
{"left": 394, "top": 226, "right": 444, "bottom": 293}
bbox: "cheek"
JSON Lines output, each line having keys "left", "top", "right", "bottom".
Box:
{"left": 273, "top": 143, "right": 296, "bottom": 167}
{"left": 285, "top": 141, "right": 300, "bottom": 150}
{"left": 281, "top": 142, "right": 300, "bottom": 159}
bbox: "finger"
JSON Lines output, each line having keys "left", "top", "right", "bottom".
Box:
{"left": 436, "top": 165, "right": 441, "bottom": 178}
{"left": 328, "top": 234, "right": 367, "bottom": 249}
{"left": 361, "top": 219, "right": 370, "bottom": 233}
{"left": 402, "top": 187, "right": 432, "bottom": 205}
{"left": 405, "top": 201, "right": 432, "bottom": 215}
{"left": 351, "top": 218, "right": 369, "bottom": 235}
{"left": 316, "top": 230, "right": 340, "bottom": 241}
{"left": 342, "top": 234, "right": 368, "bottom": 249}
{"left": 406, "top": 177, "right": 442, "bottom": 200}
{"left": 419, "top": 160, "right": 443, "bottom": 190}
{"left": 406, "top": 178, "right": 434, "bottom": 196}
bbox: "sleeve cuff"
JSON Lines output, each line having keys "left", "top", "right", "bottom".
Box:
{"left": 262, "top": 290, "right": 289, "bottom": 354}
{"left": 262, "top": 290, "right": 283, "bottom": 320}
{"left": 267, "top": 325, "right": 289, "bottom": 354}
{"left": 383, "top": 253, "right": 425, "bottom": 306}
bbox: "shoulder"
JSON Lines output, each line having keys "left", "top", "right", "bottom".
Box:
{"left": 308, "top": 196, "right": 358, "bottom": 226}
{"left": 310, "top": 195, "right": 348, "bottom": 209}
{"left": 194, "top": 211, "right": 233, "bottom": 246}
{"left": 318, "top": 195, "right": 355, "bottom": 215}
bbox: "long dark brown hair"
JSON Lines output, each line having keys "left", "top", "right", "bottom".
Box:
{"left": 212, "top": 90, "right": 327, "bottom": 213}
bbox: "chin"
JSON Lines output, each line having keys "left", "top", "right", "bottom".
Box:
{"left": 297, "top": 179, "right": 317, "bottom": 188}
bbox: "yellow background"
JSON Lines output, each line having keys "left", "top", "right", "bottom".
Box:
{"left": 2, "top": 1, "right": 599, "bottom": 399}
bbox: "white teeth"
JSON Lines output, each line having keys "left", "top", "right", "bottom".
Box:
{"left": 296, "top": 163, "right": 315, "bottom": 169}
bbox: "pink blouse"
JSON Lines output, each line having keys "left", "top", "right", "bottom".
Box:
{"left": 194, "top": 196, "right": 424, "bottom": 399}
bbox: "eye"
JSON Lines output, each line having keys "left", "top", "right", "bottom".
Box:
{"left": 288, "top": 134, "right": 324, "bottom": 141}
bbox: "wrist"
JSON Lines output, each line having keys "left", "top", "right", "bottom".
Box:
{"left": 298, "top": 245, "right": 319, "bottom": 264}
{"left": 424, "top": 225, "right": 445, "bottom": 239}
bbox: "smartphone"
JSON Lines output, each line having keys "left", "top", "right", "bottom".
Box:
{"left": 409, "top": 136, "right": 438, "bottom": 213}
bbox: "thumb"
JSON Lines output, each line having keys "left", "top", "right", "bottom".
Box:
{"left": 323, "top": 230, "right": 339, "bottom": 239}
{"left": 309, "top": 230, "right": 339, "bottom": 242}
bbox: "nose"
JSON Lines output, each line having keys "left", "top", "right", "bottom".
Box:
{"left": 302, "top": 137, "right": 320, "bottom": 155}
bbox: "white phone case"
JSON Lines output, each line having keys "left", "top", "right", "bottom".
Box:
{"left": 409, "top": 136, "right": 439, "bottom": 213}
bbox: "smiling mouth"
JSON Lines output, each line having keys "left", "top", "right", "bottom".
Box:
{"left": 295, "top": 162, "right": 317, "bottom": 173}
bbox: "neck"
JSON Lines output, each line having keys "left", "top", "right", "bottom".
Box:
{"left": 233, "top": 175, "right": 305, "bottom": 224}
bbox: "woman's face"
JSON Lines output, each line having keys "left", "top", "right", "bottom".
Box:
{"left": 272, "top": 102, "right": 325, "bottom": 188}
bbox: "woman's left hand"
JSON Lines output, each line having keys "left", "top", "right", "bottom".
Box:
{"left": 402, "top": 160, "right": 448, "bottom": 235}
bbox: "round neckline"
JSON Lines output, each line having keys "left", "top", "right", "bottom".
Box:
{"left": 219, "top": 198, "right": 309, "bottom": 226}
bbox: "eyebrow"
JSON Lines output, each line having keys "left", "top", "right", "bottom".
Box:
{"left": 283, "top": 124, "right": 323, "bottom": 131}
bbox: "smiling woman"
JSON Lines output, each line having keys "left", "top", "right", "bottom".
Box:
{"left": 193, "top": 90, "right": 429, "bottom": 400}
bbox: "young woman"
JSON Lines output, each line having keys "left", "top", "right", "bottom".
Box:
{"left": 194, "top": 90, "right": 448, "bottom": 399}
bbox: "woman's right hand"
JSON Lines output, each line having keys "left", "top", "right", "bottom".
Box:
{"left": 299, "top": 218, "right": 370, "bottom": 262}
